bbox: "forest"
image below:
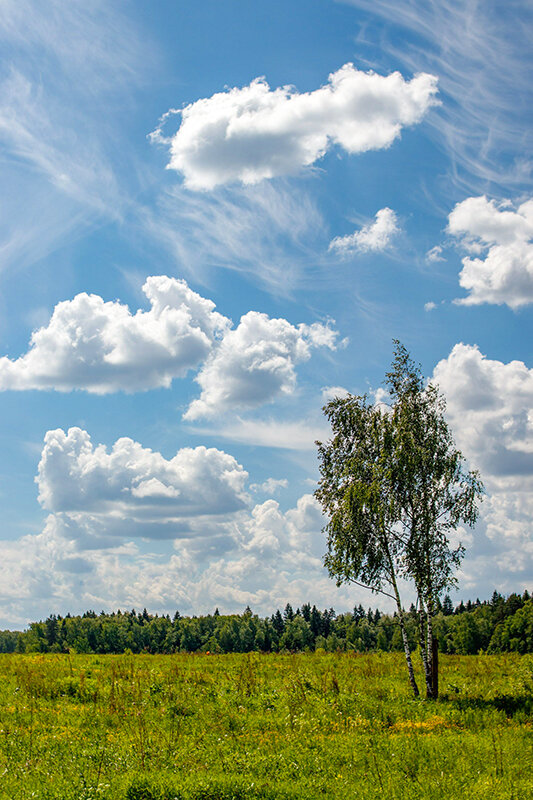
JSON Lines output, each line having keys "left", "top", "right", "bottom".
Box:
{"left": 1, "top": 590, "right": 531, "bottom": 656}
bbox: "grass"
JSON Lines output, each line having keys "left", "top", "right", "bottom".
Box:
{"left": 0, "top": 651, "right": 531, "bottom": 799}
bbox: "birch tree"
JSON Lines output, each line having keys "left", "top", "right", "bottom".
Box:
{"left": 386, "top": 342, "right": 483, "bottom": 698}
{"left": 315, "top": 342, "right": 482, "bottom": 699}
{"left": 315, "top": 393, "right": 420, "bottom": 697}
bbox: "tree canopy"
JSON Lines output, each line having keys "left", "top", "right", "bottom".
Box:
{"left": 1, "top": 591, "right": 530, "bottom": 655}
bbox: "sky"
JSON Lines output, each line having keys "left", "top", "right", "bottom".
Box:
{"left": 0, "top": 0, "right": 531, "bottom": 628}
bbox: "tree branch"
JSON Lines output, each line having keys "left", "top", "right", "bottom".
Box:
{"left": 346, "top": 577, "right": 396, "bottom": 601}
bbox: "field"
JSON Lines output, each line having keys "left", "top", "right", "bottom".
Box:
{"left": 0, "top": 652, "right": 531, "bottom": 799}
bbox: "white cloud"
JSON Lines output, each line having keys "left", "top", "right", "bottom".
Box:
{"left": 433, "top": 343, "right": 533, "bottom": 483}
{"left": 0, "top": 490, "right": 367, "bottom": 628}
{"left": 285, "top": 494, "right": 326, "bottom": 557}
{"left": 433, "top": 344, "right": 533, "bottom": 577}
{"left": 250, "top": 478, "right": 289, "bottom": 494}
{"left": 37, "top": 427, "right": 249, "bottom": 543}
{"left": 448, "top": 196, "right": 533, "bottom": 308}
{"left": 321, "top": 385, "right": 351, "bottom": 402}
{"left": 0, "top": 278, "right": 338, "bottom": 413}
{"left": 0, "top": 1, "right": 144, "bottom": 92}
{"left": 329, "top": 207, "right": 400, "bottom": 254}
{"left": 372, "top": 387, "right": 392, "bottom": 411}
{"left": 425, "top": 245, "right": 445, "bottom": 263}
{"left": 341, "top": 1, "right": 532, "bottom": 188}
{"left": 6, "top": 358, "right": 532, "bottom": 626}
{"left": 0, "top": 276, "right": 229, "bottom": 393}
{"left": 424, "top": 301, "right": 437, "bottom": 311}
{"left": 190, "top": 418, "right": 330, "bottom": 451}
{"left": 237, "top": 494, "right": 325, "bottom": 563}
{"left": 241, "top": 499, "right": 293, "bottom": 557}
{"left": 4, "top": 344, "right": 533, "bottom": 627}
{"left": 0, "top": 1, "right": 151, "bottom": 274}
{"left": 0, "top": 521, "right": 195, "bottom": 627}
{"left": 184, "top": 312, "right": 339, "bottom": 420}
{"left": 148, "top": 181, "right": 325, "bottom": 294}
{"left": 151, "top": 64, "right": 438, "bottom": 189}
{"left": 0, "top": 70, "right": 117, "bottom": 216}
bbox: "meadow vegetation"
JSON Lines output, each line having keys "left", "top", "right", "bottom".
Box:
{"left": 0, "top": 650, "right": 531, "bottom": 799}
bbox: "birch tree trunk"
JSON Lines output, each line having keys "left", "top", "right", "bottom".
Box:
{"left": 390, "top": 573, "right": 419, "bottom": 698}
{"left": 432, "top": 634, "right": 439, "bottom": 699}
{"left": 417, "top": 594, "right": 433, "bottom": 698}
{"left": 426, "top": 598, "right": 438, "bottom": 699}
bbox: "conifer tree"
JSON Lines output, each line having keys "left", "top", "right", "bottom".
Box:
{"left": 283, "top": 603, "right": 294, "bottom": 622}
{"left": 271, "top": 610, "right": 284, "bottom": 636}
{"left": 442, "top": 595, "right": 454, "bottom": 615}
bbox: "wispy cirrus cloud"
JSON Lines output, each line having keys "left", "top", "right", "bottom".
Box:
{"left": 146, "top": 180, "right": 327, "bottom": 294}
{"left": 340, "top": 0, "right": 533, "bottom": 191}
{"left": 0, "top": 0, "right": 152, "bottom": 273}
{"left": 0, "top": 0, "right": 143, "bottom": 90}
{"left": 189, "top": 417, "right": 330, "bottom": 451}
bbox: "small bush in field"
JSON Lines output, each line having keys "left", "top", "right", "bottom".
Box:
{"left": 125, "top": 780, "right": 164, "bottom": 800}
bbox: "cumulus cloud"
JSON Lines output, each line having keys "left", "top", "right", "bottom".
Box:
{"left": 0, "top": 276, "right": 229, "bottom": 393}
{"left": 237, "top": 494, "right": 325, "bottom": 562}
{"left": 0, "top": 521, "right": 194, "bottom": 627}
{"left": 433, "top": 344, "right": 533, "bottom": 483}
{"left": 37, "top": 427, "right": 249, "bottom": 543}
{"left": 250, "top": 478, "right": 289, "bottom": 494}
{"left": 321, "top": 385, "right": 351, "bottom": 402}
{"left": 433, "top": 344, "right": 533, "bottom": 575}
{"left": 0, "top": 489, "right": 362, "bottom": 628}
{"left": 150, "top": 64, "right": 438, "bottom": 189}
{"left": 0, "top": 277, "right": 336, "bottom": 412}
{"left": 183, "top": 312, "right": 339, "bottom": 420}
{"left": 448, "top": 195, "right": 533, "bottom": 308}
{"left": 5, "top": 343, "right": 533, "bottom": 626}
{"left": 329, "top": 207, "right": 400, "bottom": 254}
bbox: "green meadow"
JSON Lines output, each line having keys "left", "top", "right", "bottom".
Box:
{"left": 0, "top": 652, "right": 531, "bottom": 800}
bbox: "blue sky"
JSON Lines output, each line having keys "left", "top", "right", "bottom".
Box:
{"left": 0, "top": 0, "right": 531, "bottom": 628}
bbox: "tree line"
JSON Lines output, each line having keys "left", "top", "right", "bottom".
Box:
{"left": 0, "top": 590, "right": 530, "bottom": 656}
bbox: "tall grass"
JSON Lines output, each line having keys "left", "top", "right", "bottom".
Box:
{"left": 0, "top": 652, "right": 531, "bottom": 799}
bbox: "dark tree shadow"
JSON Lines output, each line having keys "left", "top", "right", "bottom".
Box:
{"left": 440, "top": 691, "right": 532, "bottom": 718}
